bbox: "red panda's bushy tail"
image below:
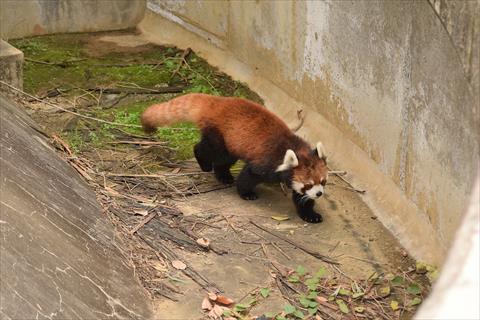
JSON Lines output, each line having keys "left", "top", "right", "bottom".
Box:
{"left": 140, "top": 94, "right": 203, "bottom": 133}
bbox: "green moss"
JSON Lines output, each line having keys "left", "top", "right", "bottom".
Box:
{"left": 93, "top": 99, "right": 199, "bottom": 159}
{"left": 14, "top": 32, "right": 261, "bottom": 162}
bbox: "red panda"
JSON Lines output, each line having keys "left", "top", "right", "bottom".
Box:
{"left": 141, "top": 93, "right": 328, "bottom": 223}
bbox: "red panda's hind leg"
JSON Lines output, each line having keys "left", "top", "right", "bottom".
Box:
{"left": 194, "top": 141, "right": 213, "bottom": 172}
{"left": 196, "top": 127, "right": 237, "bottom": 184}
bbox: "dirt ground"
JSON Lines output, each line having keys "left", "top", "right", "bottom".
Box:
{"left": 5, "top": 31, "right": 434, "bottom": 320}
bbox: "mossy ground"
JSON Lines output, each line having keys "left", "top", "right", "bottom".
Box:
{"left": 12, "top": 31, "right": 262, "bottom": 161}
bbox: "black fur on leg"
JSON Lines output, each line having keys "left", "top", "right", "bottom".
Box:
{"left": 197, "top": 126, "right": 238, "bottom": 184}
{"left": 213, "top": 161, "right": 235, "bottom": 184}
{"left": 236, "top": 164, "right": 263, "bottom": 200}
{"left": 194, "top": 141, "right": 213, "bottom": 172}
{"left": 292, "top": 191, "right": 323, "bottom": 223}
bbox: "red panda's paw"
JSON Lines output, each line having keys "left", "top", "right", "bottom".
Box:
{"left": 215, "top": 172, "right": 235, "bottom": 184}
{"left": 240, "top": 191, "right": 258, "bottom": 200}
{"left": 301, "top": 212, "right": 323, "bottom": 223}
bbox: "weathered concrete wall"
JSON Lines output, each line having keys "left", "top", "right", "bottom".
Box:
{"left": 0, "top": 96, "right": 152, "bottom": 319}
{"left": 143, "top": 0, "right": 479, "bottom": 263}
{"left": 0, "top": 0, "right": 146, "bottom": 40}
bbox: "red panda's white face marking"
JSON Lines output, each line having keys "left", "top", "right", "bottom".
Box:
{"left": 290, "top": 141, "right": 328, "bottom": 200}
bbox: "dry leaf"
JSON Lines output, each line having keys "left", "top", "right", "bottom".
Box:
{"left": 271, "top": 215, "right": 290, "bottom": 221}
{"left": 207, "top": 292, "right": 218, "bottom": 301}
{"left": 171, "top": 167, "right": 181, "bottom": 174}
{"left": 133, "top": 209, "right": 149, "bottom": 216}
{"left": 201, "top": 297, "right": 213, "bottom": 311}
{"left": 172, "top": 260, "right": 187, "bottom": 270}
{"left": 316, "top": 296, "right": 328, "bottom": 303}
{"left": 208, "top": 304, "right": 225, "bottom": 319}
{"left": 196, "top": 237, "right": 210, "bottom": 248}
{"left": 215, "top": 295, "right": 234, "bottom": 306}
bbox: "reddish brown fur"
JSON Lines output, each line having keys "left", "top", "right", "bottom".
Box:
{"left": 292, "top": 150, "right": 328, "bottom": 187}
{"left": 141, "top": 93, "right": 328, "bottom": 185}
{"left": 142, "top": 94, "right": 291, "bottom": 163}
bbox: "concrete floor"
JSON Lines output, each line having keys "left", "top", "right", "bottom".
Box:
{"left": 154, "top": 177, "right": 410, "bottom": 318}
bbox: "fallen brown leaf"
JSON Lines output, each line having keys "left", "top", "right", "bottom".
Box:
{"left": 271, "top": 215, "right": 289, "bottom": 221}
{"left": 171, "top": 260, "right": 187, "bottom": 270}
{"left": 196, "top": 237, "right": 210, "bottom": 248}
{"left": 207, "top": 292, "right": 218, "bottom": 301}
{"left": 215, "top": 295, "right": 234, "bottom": 306}
{"left": 201, "top": 297, "right": 213, "bottom": 311}
{"left": 208, "top": 304, "right": 226, "bottom": 319}
{"left": 133, "top": 209, "right": 149, "bottom": 216}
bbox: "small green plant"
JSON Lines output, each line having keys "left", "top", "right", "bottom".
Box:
{"left": 63, "top": 129, "right": 84, "bottom": 154}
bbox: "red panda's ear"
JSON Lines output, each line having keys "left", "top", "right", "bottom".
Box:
{"left": 315, "top": 142, "right": 327, "bottom": 160}
{"left": 275, "top": 149, "right": 299, "bottom": 172}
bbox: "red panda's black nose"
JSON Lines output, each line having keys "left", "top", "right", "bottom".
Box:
{"left": 316, "top": 191, "right": 323, "bottom": 197}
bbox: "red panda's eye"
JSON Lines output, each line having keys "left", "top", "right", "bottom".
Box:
{"left": 304, "top": 184, "right": 313, "bottom": 190}
{"left": 320, "top": 180, "right": 327, "bottom": 186}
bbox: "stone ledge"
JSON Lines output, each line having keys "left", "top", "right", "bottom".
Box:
{"left": 0, "top": 40, "right": 23, "bottom": 90}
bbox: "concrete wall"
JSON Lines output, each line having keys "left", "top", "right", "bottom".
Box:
{"left": 0, "top": 0, "right": 146, "bottom": 40}
{"left": 0, "top": 96, "right": 152, "bottom": 319}
{"left": 144, "top": 0, "right": 479, "bottom": 264}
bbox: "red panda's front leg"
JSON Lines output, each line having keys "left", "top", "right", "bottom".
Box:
{"left": 292, "top": 191, "right": 323, "bottom": 223}
{"left": 236, "top": 164, "right": 264, "bottom": 200}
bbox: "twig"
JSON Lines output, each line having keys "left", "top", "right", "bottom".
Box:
{"left": 291, "top": 109, "right": 305, "bottom": 132}
{"left": 25, "top": 57, "right": 87, "bottom": 67}
{"left": 170, "top": 48, "right": 192, "bottom": 79}
{"left": 0, "top": 80, "right": 198, "bottom": 131}
{"left": 274, "top": 276, "right": 306, "bottom": 311}
{"left": 249, "top": 220, "right": 339, "bottom": 265}
{"left": 51, "top": 134, "right": 73, "bottom": 156}
{"left": 107, "top": 140, "right": 167, "bottom": 146}
{"left": 92, "top": 61, "right": 168, "bottom": 67}
{"left": 129, "top": 212, "right": 157, "bottom": 235}
{"left": 237, "top": 286, "right": 259, "bottom": 303}
{"left": 69, "top": 161, "right": 94, "bottom": 182}
{"left": 271, "top": 242, "right": 291, "bottom": 260}
{"left": 0, "top": 80, "right": 143, "bottom": 129}
{"left": 335, "top": 173, "right": 366, "bottom": 194}
{"left": 87, "top": 86, "right": 185, "bottom": 95}
{"left": 279, "top": 182, "right": 289, "bottom": 196}
{"left": 222, "top": 214, "right": 239, "bottom": 233}
{"left": 182, "top": 217, "right": 222, "bottom": 229}
{"left": 260, "top": 242, "right": 269, "bottom": 258}
{"left": 329, "top": 170, "right": 347, "bottom": 175}
{"left": 344, "top": 255, "right": 384, "bottom": 266}
{"left": 138, "top": 234, "right": 220, "bottom": 293}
